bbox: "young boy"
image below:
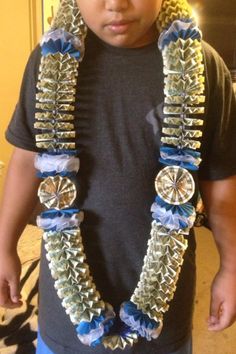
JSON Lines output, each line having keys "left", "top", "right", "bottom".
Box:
{"left": 0, "top": 0, "right": 236, "bottom": 353}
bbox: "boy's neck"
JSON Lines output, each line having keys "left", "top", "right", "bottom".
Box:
{"left": 87, "top": 28, "right": 160, "bottom": 52}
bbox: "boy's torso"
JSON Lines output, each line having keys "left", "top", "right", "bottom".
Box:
{"left": 38, "top": 32, "right": 196, "bottom": 354}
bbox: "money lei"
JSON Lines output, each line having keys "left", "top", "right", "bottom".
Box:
{"left": 34, "top": 0, "right": 205, "bottom": 350}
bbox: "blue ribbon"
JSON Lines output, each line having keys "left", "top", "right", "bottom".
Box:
{"left": 40, "top": 209, "right": 80, "bottom": 219}
{"left": 91, "top": 338, "right": 102, "bottom": 347}
{"left": 123, "top": 301, "right": 159, "bottom": 330}
{"left": 151, "top": 212, "right": 189, "bottom": 229}
{"left": 155, "top": 196, "right": 194, "bottom": 217}
{"left": 91, "top": 319, "right": 114, "bottom": 347}
{"left": 76, "top": 313, "right": 114, "bottom": 334}
{"left": 160, "top": 147, "right": 201, "bottom": 158}
{"left": 159, "top": 157, "right": 198, "bottom": 170}
{"left": 76, "top": 314, "right": 106, "bottom": 335}
{"left": 42, "top": 38, "right": 81, "bottom": 58}
{"left": 159, "top": 147, "right": 200, "bottom": 171}
{"left": 42, "top": 225, "right": 76, "bottom": 232}
{"left": 159, "top": 19, "right": 201, "bottom": 50}
{"left": 76, "top": 313, "right": 114, "bottom": 347}
{"left": 37, "top": 171, "right": 77, "bottom": 178}
{"left": 161, "top": 28, "right": 201, "bottom": 48}
{"left": 45, "top": 150, "right": 78, "bottom": 156}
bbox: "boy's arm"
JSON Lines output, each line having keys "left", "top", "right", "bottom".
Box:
{"left": 199, "top": 176, "right": 236, "bottom": 331}
{"left": 0, "top": 147, "right": 40, "bottom": 308}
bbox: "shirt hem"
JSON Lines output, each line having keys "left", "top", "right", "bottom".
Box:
{"left": 39, "top": 327, "right": 192, "bottom": 354}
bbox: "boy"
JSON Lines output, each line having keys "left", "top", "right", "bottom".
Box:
{"left": 0, "top": 0, "right": 236, "bottom": 353}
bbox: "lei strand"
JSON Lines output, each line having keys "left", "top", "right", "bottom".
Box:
{"left": 34, "top": 0, "right": 205, "bottom": 350}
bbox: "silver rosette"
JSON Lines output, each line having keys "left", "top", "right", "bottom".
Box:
{"left": 155, "top": 166, "right": 195, "bottom": 205}
{"left": 38, "top": 175, "right": 77, "bottom": 209}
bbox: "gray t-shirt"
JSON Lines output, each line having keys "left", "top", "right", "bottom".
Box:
{"left": 6, "top": 31, "right": 236, "bottom": 354}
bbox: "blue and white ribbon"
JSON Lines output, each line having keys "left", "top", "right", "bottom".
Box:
{"left": 158, "top": 19, "right": 202, "bottom": 50}
{"left": 76, "top": 306, "right": 115, "bottom": 347}
{"left": 35, "top": 154, "right": 80, "bottom": 175}
{"left": 41, "top": 28, "right": 84, "bottom": 59}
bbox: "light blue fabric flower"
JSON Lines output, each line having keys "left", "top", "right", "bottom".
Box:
{"left": 35, "top": 153, "right": 80, "bottom": 175}
{"left": 41, "top": 29, "right": 84, "bottom": 59}
{"left": 151, "top": 197, "right": 196, "bottom": 230}
{"left": 76, "top": 306, "right": 115, "bottom": 347}
{"left": 151, "top": 204, "right": 190, "bottom": 230}
{"left": 37, "top": 210, "right": 84, "bottom": 231}
{"left": 158, "top": 19, "right": 202, "bottom": 50}
{"left": 155, "top": 196, "right": 195, "bottom": 216}
{"left": 42, "top": 38, "right": 81, "bottom": 58}
{"left": 120, "top": 301, "right": 162, "bottom": 340}
{"left": 159, "top": 146, "right": 201, "bottom": 170}
{"left": 37, "top": 209, "right": 83, "bottom": 231}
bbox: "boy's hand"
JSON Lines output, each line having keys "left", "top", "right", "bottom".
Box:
{"left": 0, "top": 251, "right": 22, "bottom": 309}
{"left": 208, "top": 268, "right": 236, "bottom": 331}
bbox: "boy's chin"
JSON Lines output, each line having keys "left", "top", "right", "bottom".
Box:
{"left": 97, "top": 33, "right": 154, "bottom": 49}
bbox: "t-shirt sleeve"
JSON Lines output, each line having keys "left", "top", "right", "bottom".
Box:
{"left": 5, "top": 45, "right": 42, "bottom": 152}
{"left": 198, "top": 42, "right": 236, "bottom": 180}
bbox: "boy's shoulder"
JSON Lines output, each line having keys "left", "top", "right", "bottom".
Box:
{"left": 30, "top": 44, "right": 42, "bottom": 66}
{"left": 22, "top": 44, "right": 42, "bottom": 84}
{"left": 202, "top": 40, "right": 232, "bottom": 82}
